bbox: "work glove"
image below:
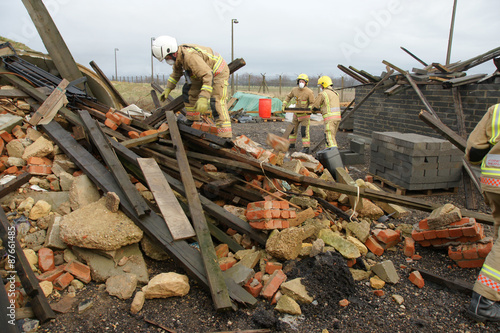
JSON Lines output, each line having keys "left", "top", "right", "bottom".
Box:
{"left": 282, "top": 102, "right": 287, "bottom": 112}
{"left": 160, "top": 88, "right": 172, "bottom": 102}
{"left": 194, "top": 97, "right": 210, "bottom": 115}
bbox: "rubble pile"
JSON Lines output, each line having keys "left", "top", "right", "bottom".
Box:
{"left": 0, "top": 84, "right": 495, "bottom": 330}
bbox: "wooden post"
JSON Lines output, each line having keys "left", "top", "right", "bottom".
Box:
{"left": 21, "top": 0, "right": 87, "bottom": 91}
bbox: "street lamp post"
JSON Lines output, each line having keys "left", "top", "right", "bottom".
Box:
{"left": 114, "top": 48, "right": 119, "bottom": 81}
{"left": 151, "top": 37, "right": 155, "bottom": 82}
{"left": 231, "top": 18, "right": 239, "bottom": 96}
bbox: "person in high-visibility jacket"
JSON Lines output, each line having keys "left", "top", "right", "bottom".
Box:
{"left": 152, "top": 35, "right": 232, "bottom": 138}
{"left": 311, "top": 76, "right": 341, "bottom": 149}
{"left": 465, "top": 103, "right": 500, "bottom": 322}
{"left": 282, "top": 73, "right": 315, "bottom": 153}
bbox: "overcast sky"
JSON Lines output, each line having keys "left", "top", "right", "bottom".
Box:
{"left": 2, "top": 0, "right": 499, "bottom": 82}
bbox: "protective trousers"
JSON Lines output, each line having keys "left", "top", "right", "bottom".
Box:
{"left": 473, "top": 191, "right": 500, "bottom": 301}
{"left": 289, "top": 113, "right": 310, "bottom": 148}
{"left": 324, "top": 119, "right": 340, "bottom": 148}
{"left": 184, "top": 67, "right": 232, "bottom": 138}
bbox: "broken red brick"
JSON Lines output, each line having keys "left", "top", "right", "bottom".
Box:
{"left": 456, "top": 259, "right": 485, "bottom": 268}
{"left": 219, "top": 257, "right": 237, "bottom": 271}
{"left": 36, "top": 264, "right": 66, "bottom": 282}
{"left": 478, "top": 242, "right": 493, "bottom": 258}
{"left": 365, "top": 236, "right": 384, "bottom": 256}
{"left": 128, "top": 131, "right": 140, "bottom": 139}
{"left": 53, "top": 272, "right": 74, "bottom": 290}
{"left": 0, "top": 131, "right": 14, "bottom": 143}
{"left": 409, "top": 271, "right": 424, "bottom": 288}
{"left": 339, "top": 299, "right": 350, "bottom": 307}
{"left": 104, "top": 118, "right": 119, "bottom": 130}
{"left": 64, "top": 260, "right": 91, "bottom": 284}
{"left": 265, "top": 262, "right": 283, "bottom": 275}
{"left": 214, "top": 244, "right": 229, "bottom": 258}
{"left": 203, "top": 164, "right": 217, "bottom": 172}
{"left": 404, "top": 237, "right": 415, "bottom": 257}
{"left": 106, "top": 111, "right": 122, "bottom": 125}
{"left": 140, "top": 130, "right": 158, "bottom": 137}
{"left": 260, "top": 270, "right": 287, "bottom": 300}
{"left": 243, "top": 278, "right": 263, "bottom": 298}
{"left": 38, "top": 248, "right": 55, "bottom": 273}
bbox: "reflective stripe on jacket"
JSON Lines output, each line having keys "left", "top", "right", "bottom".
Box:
{"left": 165, "top": 44, "right": 228, "bottom": 99}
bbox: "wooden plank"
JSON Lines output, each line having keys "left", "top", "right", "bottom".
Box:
{"left": 452, "top": 87, "right": 478, "bottom": 210}
{"left": 418, "top": 110, "right": 466, "bottom": 151}
{"left": 121, "top": 131, "right": 167, "bottom": 148}
{"left": 137, "top": 158, "right": 195, "bottom": 240}
{"left": 150, "top": 89, "right": 161, "bottom": 109}
{"left": 41, "top": 120, "right": 257, "bottom": 307}
{"left": 21, "top": 0, "right": 87, "bottom": 91}
{"left": 348, "top": 66, "right": 380, "bottom": 82}
{"left": 29, "top": 78, "right": 68, "bottom": 125}
{"left": 0, "top": 279, "right": 21, "bottom": 333}
{"left": 337, "top": 64, "right": 369, "bottom": 84}
{"left": 78, "top": 110, "right": 150, "bottom": 216}
{"left": 416, "top": 268, "right": 473, "bottom": 295}
{"left": 165, "top": 111, "right": 232, "bottom": 310}
{"left": 0, "top": 209, "right": 55, "bottom": 323}
{"left": 0, "top": 172, "right": 32, "bottom": 199}
{"left": 400, "top": 47, "right": 428, "bottom": 66}
{"left": 431, "top": 63, "right": 452, "bottom": 73}
{"left": 89, "top": 60, "right": 128, "bottom": 108}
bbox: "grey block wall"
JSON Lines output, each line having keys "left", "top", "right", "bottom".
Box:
{"left": 353, "top": 82, "right": 500, "bottom": 139}
{"left": 369, "top": 132, "right": 462, "bottom": 190}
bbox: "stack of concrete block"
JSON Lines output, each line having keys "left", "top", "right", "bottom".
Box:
{"left": 340, "top": 138, "right": 365, "bottom": 165}
{"left": 369, "top": 132, "right": 462, "bottom": 190}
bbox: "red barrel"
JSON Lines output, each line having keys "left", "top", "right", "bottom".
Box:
{"left": 259, "top": 99, "right": 272, "bottom": 118}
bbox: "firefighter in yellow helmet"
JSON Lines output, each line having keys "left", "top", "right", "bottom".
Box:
{"left": 311, "top": 76, "right": 341, "bottom": 149}
{"left": 282, "top": 74, "right": 315, "bottom": 153}
{"left": 465, "top": 103, "right": 500, "bottom": 322}
{"left": 151, "top": 35, "right": 232, "bottom": 138}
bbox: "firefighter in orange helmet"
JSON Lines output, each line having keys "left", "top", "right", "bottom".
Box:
{"left": 152, "top": 35, "right": 232, "bottom": 138}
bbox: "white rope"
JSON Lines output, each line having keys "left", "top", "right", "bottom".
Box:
{"left": 350, "top": 184, "right": 360, "bottom": 222}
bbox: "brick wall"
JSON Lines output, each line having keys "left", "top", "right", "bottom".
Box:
{"left": 353, "top": 82, "right": 500, "bottom": 139}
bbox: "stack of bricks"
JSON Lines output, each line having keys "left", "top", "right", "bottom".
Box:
{"left": 246, "top": 200, "right": 297, "bottom": 230}
{"left": 369, "top": 132, "right": 462, "bottom": 190}
{"left": 27, "top": 156, "right": 52, "bottom": 175}
{"left": 233, "top": 135, "right": 278, "bottom": 165}
{"left": 365, "top": 228, "right": 402, "bottom": 256}
{"left": 191, "top": 121, "right": 218, "bottom": 135}
{"left": 412, "top": 217, "right": 493, "bottom": 268}
{"left": 104, "top": 110, "right": 132, "bottom": 131}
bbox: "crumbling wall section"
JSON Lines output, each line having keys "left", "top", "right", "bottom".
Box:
{"left": 353, "top": 81, "right": 500, "bottom": 139}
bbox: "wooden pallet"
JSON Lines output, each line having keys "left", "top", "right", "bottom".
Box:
{"left": 369, "top": 174, "right": 458, "bottom": 197}
{"left": 261, "top": 117, "right": 284, "bottom": 122}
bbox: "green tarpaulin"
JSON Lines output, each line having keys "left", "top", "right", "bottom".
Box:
{"left": 229, "top": 92, "right": 283, "bottom": 114}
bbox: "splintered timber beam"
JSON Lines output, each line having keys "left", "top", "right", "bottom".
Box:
{"left": 29, "top": 78, "right": 68, "bottom": 125}
{"left": 165, "top": 110, "right": 232, "bottom": 311}
{"left": 41, "top": 120, "right": 257, "bottom": 308}
{"left": 337, "top": 65, "right": 369, "bottom": 84}
{"left": 79, "top": 110, "right": 150, "bottom": 217}
{"left": 89, "top": 60, "right": 128, "bottom": 109}
{"left": 400, "top": 46, "right": 428, "bottom": 67}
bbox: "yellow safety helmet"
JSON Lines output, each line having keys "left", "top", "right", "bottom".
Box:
{"left": 296, "top": 73, "right": 309, "bottom": 85}
{"left": 317, "top": 76, "right": 333, "bottom": 88}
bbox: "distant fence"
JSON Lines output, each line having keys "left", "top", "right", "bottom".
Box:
{"left": 112, "top": 74, "right": 356, "bottom": 102}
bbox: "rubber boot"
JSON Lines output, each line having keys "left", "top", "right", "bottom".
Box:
{"left": 301, "top": 147, "right": 310, "bottom": 154}
{"left": 467, "top": 291, "right": 500, "bottom": 322}
{"left": 289, "top": 143, "right": 295, "bottom": 149}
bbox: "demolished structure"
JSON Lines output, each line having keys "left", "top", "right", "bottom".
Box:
{"left": 1, "top": 1, "right": 500, "bottom": 332}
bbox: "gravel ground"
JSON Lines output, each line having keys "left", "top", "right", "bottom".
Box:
{"left": 37, "top": 120, "right": 500, "bottom": 333}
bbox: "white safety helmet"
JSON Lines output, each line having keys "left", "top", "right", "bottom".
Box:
{"left": 151, "top": 35, "right": 178, "bottom": 62}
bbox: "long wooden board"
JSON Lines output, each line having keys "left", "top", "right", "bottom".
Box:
{"left": 138, "top": 158, "right": 195, "bottom": 240}
{"left": 166, "top": 111, "right": 232, "bottom": 311}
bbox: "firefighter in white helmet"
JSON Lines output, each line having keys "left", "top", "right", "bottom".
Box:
{"left": 152, "top": 35, "right": 232, "bottom": 138}
{"left": 311, "top": 76, "right": 341, "bottom": 149}
{"left": 282, "top": 73, "right": 315, "bottom": 153}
